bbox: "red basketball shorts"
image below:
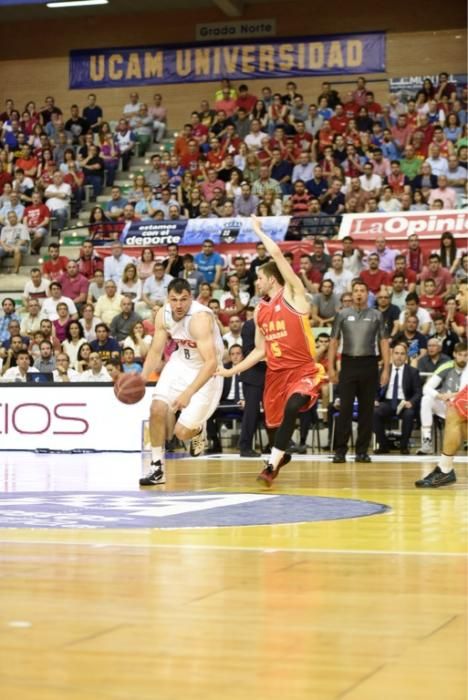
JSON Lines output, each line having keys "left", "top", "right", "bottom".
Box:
{"left": 263, "top": 364, "right": 325, "bottom": 428}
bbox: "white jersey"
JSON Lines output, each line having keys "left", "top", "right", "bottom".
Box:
{"left": 163, "top": 300, "right": 224, "bottom": 369}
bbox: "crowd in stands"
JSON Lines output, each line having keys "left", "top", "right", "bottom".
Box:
{"left": 0, "top": 72, "right": 466, "bottom": 260}
{"left": 0, "top": 72, "right": 466, "bottom": 453}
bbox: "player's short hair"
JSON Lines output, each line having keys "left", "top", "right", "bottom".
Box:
{"left": 257, "top": 261, "right": 284, "bottom": 286}
{"left": 168, "top": 278, "right": 192, "bottom": 295}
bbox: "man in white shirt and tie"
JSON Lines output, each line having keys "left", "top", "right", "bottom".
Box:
{"left": 372, "top": 342, "right": 422, "bottom": 455}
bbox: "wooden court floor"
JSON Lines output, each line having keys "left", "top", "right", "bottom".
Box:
{"left": 0, "top": 451, "right": 466, "bottom": 700}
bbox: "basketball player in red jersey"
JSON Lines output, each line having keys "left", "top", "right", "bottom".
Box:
{"left": 218, "top": 216, "right": 324, "bottom": 485}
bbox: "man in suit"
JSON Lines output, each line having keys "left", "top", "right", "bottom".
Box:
{"left": 206, "top": 344, "right": 244, "bottom": 454}
{"left": 239, "top": 318, "right": 266, "bottom": 457}
{"left": 373, "top": 342, "right": 422, "bottom": 455}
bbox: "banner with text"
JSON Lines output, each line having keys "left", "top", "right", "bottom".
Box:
{"left": 120, "top": 216, "right": 290, "bottom": 246}
{"left": 69, "top": 32, "right": 386, "bottom": 89}
{"left": 338, "top": 210, "right": 468, "bottom": 239}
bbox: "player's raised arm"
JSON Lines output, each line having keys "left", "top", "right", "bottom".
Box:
{"left": 250, "top": 215, "right": 305, "bottom": 300}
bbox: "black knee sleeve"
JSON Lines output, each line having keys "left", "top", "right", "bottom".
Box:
{"left": 274, "top": 393, "right": 310, "bottom": 451}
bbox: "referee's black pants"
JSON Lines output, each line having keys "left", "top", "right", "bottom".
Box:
{"left": 334, "top": 356, "right": 379, "bottom": 456}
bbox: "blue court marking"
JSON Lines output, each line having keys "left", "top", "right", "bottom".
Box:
{"left": 0, "top": 491, "right": 390, "bottom": 529}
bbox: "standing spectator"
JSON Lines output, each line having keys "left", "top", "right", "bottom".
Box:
{"left": 83, "top": 93, "right": 103, "bottom": 134}
{"left": 148, "top": 93, "right": 167, "bottom": 143}
{"left": 328, "top": 280, "right": 389, "bottom": 463}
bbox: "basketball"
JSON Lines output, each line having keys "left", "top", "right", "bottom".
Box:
{"left": 114, "top": 373, "right": 146, "bottom": 405}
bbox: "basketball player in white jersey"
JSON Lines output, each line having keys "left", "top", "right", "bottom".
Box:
{"left": 139, "top": 278, "right": 224, "bottom": 485}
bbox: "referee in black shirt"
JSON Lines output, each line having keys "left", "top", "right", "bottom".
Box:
{"left": 328, "top": 280, "right": 390, "bottom": 463}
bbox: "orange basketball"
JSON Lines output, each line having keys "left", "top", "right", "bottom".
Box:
{"left": 114, "top": 372, "right": 146, "bottom": 405}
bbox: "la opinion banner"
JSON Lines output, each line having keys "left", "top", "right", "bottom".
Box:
{"left": 69, "top": 32, "right": 386, "bottom": 89}
{"left": 338, "top": 210, "right": 468, "bottom": 239}
{"left": 120, "top": 216, "right": 290, "bottom": 246}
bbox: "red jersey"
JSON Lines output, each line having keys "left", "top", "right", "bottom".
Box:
{"left": 257, "top": 289, "right": 316, "bottom": 372}
{"left": 419, "top": 294, "right": 445, "bottom": 316}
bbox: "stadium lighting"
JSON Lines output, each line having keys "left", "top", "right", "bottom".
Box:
{"left": 47, "top": 1, "right": 109, "bottom": 8}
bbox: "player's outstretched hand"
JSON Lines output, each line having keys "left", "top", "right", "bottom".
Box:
{"left": 215, "top": 364, "right": 235, "bottom": 378}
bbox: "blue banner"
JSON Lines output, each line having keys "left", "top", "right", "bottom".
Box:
{"left": 70, "top": 32, "right": 386, "bottom": 89}
{"left": 120, "top": 216, "right": 290, "bottom": 246}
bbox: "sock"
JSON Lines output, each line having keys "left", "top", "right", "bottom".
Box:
{"left": 421, "top": 427, "right": 432, "bottom": 441}
{"left": 269, "top": 447, "right": 285, "bottom": 470}
{"left": 151, "top": 446, "right": 164, "bottom": 465}
{"left": 439, "top": 453, "right": 454, "bottom": 473}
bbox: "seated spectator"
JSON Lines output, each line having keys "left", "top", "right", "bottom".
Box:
{"left": 59, "top": 259, "right": 89, "bottom": 312}
{"left": 417, "top": 337, "right": 451, "bottom": 375}
{"left": 298, "top": 253, "right": 322, "bottom": 294}
{"left": 411, "top": 162, "right": 438, "bottom": 192}
{"left": 122, "top": 320, "right": 152, "bottom": 361}
{"left": 178, "top": 253, "right": 204, "bottom": 295}
{"left": 94, "top": 280, "right": 124, "bottom": 325}
{"left": 121, "top": 346, "right": 143, "bottom": 373}
{"left": 80, "top": 351, "right": 112, "bottom": 382}
{"left": 20, "top": 298, "right": 43, "bottom": 337}
{"left": 23, "top": 266, "right": 50, "bottom": 306}
{"left": 0, "top": 210, "right": 29, "bottom": 274}
{"left": 90, "top": 323, "right": 121, "bottom": 362}
{"left": 0, "top": 191, "right": 25, "bottom": 225}
{"left": 117, "top": 263, "right": 142, "bottom": 302}
{"left": 375, "top": 290, "right": 400, "bottom": 337}
{"left": 360, "top": 253, "right": 389, "bottom": 295}
{"left": 419, "top": 278, "right": 445, "bottom": 317}
{"left": 42, "top": 242, "right": 68, "bottom": 281}
{"left": 61, "top": 319, "right": 87, "bottom": 369}
{"left": 105, "top": 186, "right": 128, "bottom": 221}
{"left": 420, "top": 253, "right": 454, "bottom": 296}
{"left": 321, "top": 179, "right": 345, "bottom": 216}
{"left": 311, "top": 279, "right": 339, "bottom": 327}
{"left": 2, "top": 349, "right": 37, "bottom": 383}
{"left": 53, "top": 352, "right": 81, "bottom": 382}
{"left": 136, "top": 247, "right": 155, "bottom": 281}
{"left": 427, "top": 175, "right": 457, "bottom": 209}
{"left": 323, "top": 252, "right": 353, "bottom": 297}
{"left": 392, "top": 314, "right": 428, "bottom": 367}
{"left": 110, "top": 297, "right": 142, "bottom": 344}
{"left": 44, "top": 170, "right": 71, "bottom": 232}
{"left": 373, "top": 342, "right": 422, "bottom": 455}
{"left": 444, "top": 296, "right": 466, "bottom": 338}
{"left": 194, "top": 239, "right": 224, "bottom": 289}
{"left": 76, "top": 342, "right": 93, "bottom": 373}
{"left": 139, "top": 261, "right": 173, "bottom": 317}
{"left": 398, "top": 292, "right": 432, "bottom": 335}
{"left": 417, "top": 342, "right": 467, "bottom": 455}
{"left": 53, "top": 302, "right": 72, "bottom": 343}
{"left": 86, "top": 269, "right": 105, "bottom": 304}
{"left": 114, "top": 119, "right": 136, "bottom": 171}
{"left": 252, "top": 164, "right": 282, "bottom": 199}
{"left": 387, "top": 254, "right": 417, "bottom": 293}
{"left": 219, "top": 274, "right": 250, "bottom": 326}
{"left": 430, "top": 314, "right": 460, "bottom": 358}
{"left": 77, "top": 240, "right": 104, "bottom": 280}
{"left": 378, "top": 185, "right": 402, "bottom": 212}
{"left": 42, "top": 281, "right": 77, "bottom": 321}
{"left": 103, "top": 241, "right": 135, "bottom": 284}
{"left": 206, "top": 343, "right": 244, "bottom": 453}
{"left": 223, "top": 315, "right": 243, "bottom": 349}
{"left": 23, "top": 190, "right": 50, "bottom": 254}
